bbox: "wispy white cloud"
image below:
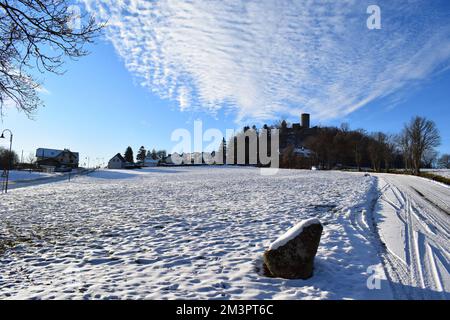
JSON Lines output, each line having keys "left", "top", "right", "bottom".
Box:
{"left": 36, "top": 86, "right": 51, "bottom": 95}
{"left": 81, "top": 0, "right": 450, "bottom": 122}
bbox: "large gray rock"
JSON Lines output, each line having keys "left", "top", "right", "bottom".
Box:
{"left": 263, "top": 218, "right": 323, "bottom": 279}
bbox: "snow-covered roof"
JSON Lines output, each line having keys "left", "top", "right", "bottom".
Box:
{"left": 110, "top": 153, "right": 126, "bottom": 162}
{"left": 269, "top": 218, "right": 321, "bottom": 250}
{"left": 36, "top": 148, "right": 79, "bottom": 159}
{"left": 36, "top": 148, "right": 63, "bottom": 158}
{"left": 144, "top": 158, "right": 159, "bottom": 163}
{"left": 294, "top": 147, "right": 312, "bottom": 157}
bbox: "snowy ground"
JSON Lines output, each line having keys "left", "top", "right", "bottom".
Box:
{"left": 375, "top": 174, "right": 450, "bottom": 299}
{"left": 422, "top": 169, "right": 450, "bottom": 179}
{"left": 4, "top": 169, "right": 94, "bottom": 190}
{"left": 2, "top": 170, "right": 62, "bottom": 182}
{"left": 0, "top": 167, "right": 448, "bottom": 299}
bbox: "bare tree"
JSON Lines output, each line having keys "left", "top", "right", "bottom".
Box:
{"left": 437, "top": 154, "right": 450, "bottom": 169}
{"left": 0, "top": 0, "right": 102, "bottom": 116}
{"left": 280, "top": 145, "right": 296, "bottom": 168}
{"left": 347, "top": 129, "right": 367, "bottom": 171}
{"left": 0, "top": 146, "right": 19, "bottom": 169}
{"left": 404, "top": 116, "right": 441, "bottom": 175}
{"left": 305, "top": 128, "right": 338, "bottom": 169}
{"left": 368, "top": 132, "right": 385, "bottom": 172}
{"left": 397, "top": 130, "right": 412, "bottom": 172}
{"left": 26, "top": 151, "right": 35, "bottom": 164}
{"left": 274, "top": 119, "right": 289, "bottom": 129}
{"left": 382, "top": 134, "right": 396, "bottom": 173}
{"left": 422, "top": 149, "right": 438, "bottom": 169}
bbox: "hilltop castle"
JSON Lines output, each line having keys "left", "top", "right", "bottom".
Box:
{"left": 279, "top": 113, "right": 318, "bottom": 150}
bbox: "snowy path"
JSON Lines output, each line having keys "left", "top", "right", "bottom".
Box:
{"left": 375, "top": 174, "right": 450, "bottom": 299}
{"left": 0, "top": 168, "right": 393, "bottom": 300}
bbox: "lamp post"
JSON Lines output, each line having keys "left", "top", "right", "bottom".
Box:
{"left": 1, "top": 129, "right": 13, "bottom": 194}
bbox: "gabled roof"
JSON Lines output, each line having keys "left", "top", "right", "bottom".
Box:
{"left": 36, "top": 148, "right": 63, "bottom": 157}
{"left": 55, "top": 149, "right": 78, "bottom": 159}
{"left": 36, "top": 148, "right": 79, "bottom": 159}
{"left": 111, "top": 153, "right": 126, "bottom": 162}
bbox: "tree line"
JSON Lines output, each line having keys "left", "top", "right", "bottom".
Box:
{"left": 122, "top": 146, "right": 167, "bottom": 163}
{"left": 220, "top": 116, "right": 448, "bottom": 175}
{"left": 303, "top": 116, "right": 443, "bottom": 175}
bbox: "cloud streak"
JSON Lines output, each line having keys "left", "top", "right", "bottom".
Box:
{"left": 81, "top": 0, "right": 450, "bottom": 122}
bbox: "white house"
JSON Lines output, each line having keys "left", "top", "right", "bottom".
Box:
{"left": 164, "top": 152, "right": 181, "bottom": 165}
{"left": 143, "top": 156, "right": 160, "bottom": 167}
{"left": 163, "top": 151, "right": 217, "bottom": 165}
{"left": 36, "top": 148, "right": 79, "bottom": 171}
{"left": 108, "top": 153, "right": 126, "bottom": 169}
{"left": 294, "top": 147, "right": 313, "bottom": 158}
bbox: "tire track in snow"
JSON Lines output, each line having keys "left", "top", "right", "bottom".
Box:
{"left": 412, "top": 187, "right": 450, "bottom": 216}
{"left": 374, "top": 174, "right": 450, "bottom": 299}
{"left": 346, "top": 179, "right": 408, "bottom": 299}
{"left": 426, "top": 243, "right": 443, "bottom": 293}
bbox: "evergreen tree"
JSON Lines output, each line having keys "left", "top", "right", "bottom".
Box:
{"left": 217, "top": 137, "right": 227, "bottom": 164}
{"left": 124, "top": 146, "right": 134, "bottom": 163}
{"left": 137, "top": 146, "right": 146, "bottom": 162}
{"left": 221, "top": 137, "right": 227, "bottom": 164}
{"left": 156, "top": 150, "right": 167, "bottom": 159}
{"left": 151, "top": 149, "right": 158, "bottom": 159}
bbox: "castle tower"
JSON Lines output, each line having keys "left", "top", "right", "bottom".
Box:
{"left": 301, "top": 113, "right": 310, "bottom": 129}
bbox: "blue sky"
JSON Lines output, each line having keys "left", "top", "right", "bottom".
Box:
{"left": 1, "top": 0, "right": 450, "bottom": 166}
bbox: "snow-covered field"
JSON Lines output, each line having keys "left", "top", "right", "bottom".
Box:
{"left": 422, "top": 169, "right": 450, "bottom": 179}
{"left": 2, "top": 170, "right": 62, "bottom": 181}
{"left": 0, "top": 167, "right": 448, "bottom": 300}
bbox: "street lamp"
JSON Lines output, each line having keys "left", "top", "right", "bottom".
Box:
{"left": 1, "top": 129, "right": 13, "bottom": 194}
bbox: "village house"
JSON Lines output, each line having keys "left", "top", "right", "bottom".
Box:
{"left": 142, "top": 154, "right": 160, "bottom": 167}
{"left": 163, "top": 152, "right": 180, "bottom": 165}
{"left": 107, "top": 153, "right": 127, "bottom": 169}
{"left": 36, "top": 148, "right": 79, "bottom": 172}
{"left": 163, "top": 151, "right": 217, "bottom": 165}
{"left": 294, "top": 147, "right": 313, "bottom": 158}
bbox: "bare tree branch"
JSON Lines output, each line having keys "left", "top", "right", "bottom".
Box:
{"left": 0, "top": 0, "right": 103, "bottom": 117}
